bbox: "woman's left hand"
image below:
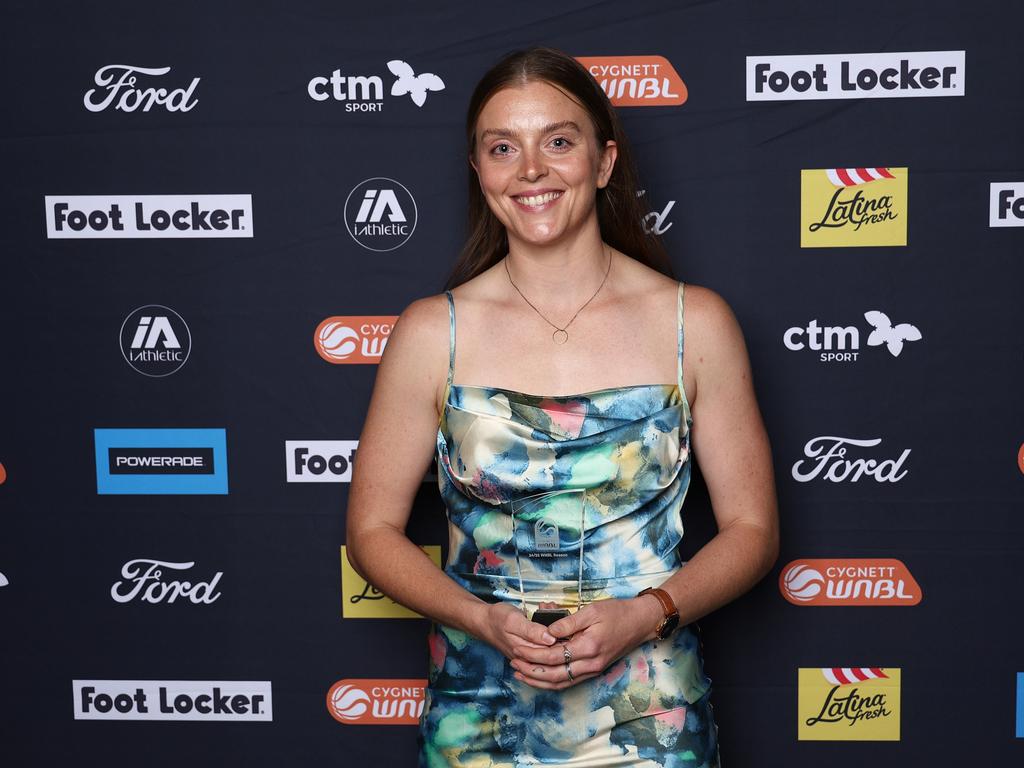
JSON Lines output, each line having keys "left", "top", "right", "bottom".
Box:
{"left": 509, "top": 597, "right": 663, "bottom": 690}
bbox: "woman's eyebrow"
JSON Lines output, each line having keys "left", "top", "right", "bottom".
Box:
{"left": 480, "top": 120, "right": 583, "bottom": 141}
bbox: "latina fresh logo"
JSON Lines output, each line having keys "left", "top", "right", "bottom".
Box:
{"left": 340, "top": 545, "right": 441, "bottom": 618}
{"left": 798, "top": 667, "right": 900, "bottom": 741}
{"left": 801, "top": 167, "right": 907, "bottom": 248}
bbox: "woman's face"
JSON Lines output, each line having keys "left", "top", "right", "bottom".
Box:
{"left": 471, "top": 80, "right": 617, "bottom": 248}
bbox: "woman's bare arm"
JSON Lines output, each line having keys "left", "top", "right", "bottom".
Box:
{"left": 345, "top": 294, "right": 557, "bottom": 653}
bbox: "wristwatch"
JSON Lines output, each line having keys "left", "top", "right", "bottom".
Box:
{"left": 637, "top": 587, "right": 680, "bottom": 640}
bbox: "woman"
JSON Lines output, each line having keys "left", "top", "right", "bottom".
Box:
{"left": 346, "top": 47, "right": 778, "bottom": 767}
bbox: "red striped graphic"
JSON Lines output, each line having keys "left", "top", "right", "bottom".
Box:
{"left": 821, "top": 667, "right": 888, "bottom": 686}
{"left": 825, "top": 167, "right": 895, "bottom": 187}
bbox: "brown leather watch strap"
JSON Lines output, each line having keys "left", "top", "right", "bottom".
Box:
{"left": 638, "top": 586, "right": 676, "bottom": 618}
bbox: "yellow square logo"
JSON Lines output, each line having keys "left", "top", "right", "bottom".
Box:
{"left": 798, "top": 667, "right": 901, "bottom": 741}
{"left": 801, "top": 167, "right": 908, "bottom": 247}
{"left": 340, "top": 544, "right": 442, "bottom": 618}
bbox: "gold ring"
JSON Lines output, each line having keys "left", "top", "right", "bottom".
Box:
{"left": 565, "top": 661, "right": 575, "bottom": 682}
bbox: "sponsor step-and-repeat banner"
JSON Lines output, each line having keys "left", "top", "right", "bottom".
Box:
{"left": 1, "top": 3, "right": 1021, "bottom": 766}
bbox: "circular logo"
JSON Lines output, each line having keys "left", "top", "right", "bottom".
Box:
{"left": 0, "top": 461, "right": 6, "bottom": 485}
{"left": 343, "top": 177, "right": 417, "bottom": 252}
{"left": 1018, "top": 443, "right": 1024, "bottom": 476}
{"left": 119, "top": 305, "right": 191, "bottom": 377}
{"left": 781, "top": 563, "right": 824, "bottom": 602}
{"left": 327, "top": 682, "right": 370, "bottom": 723}
{"left": 315, "top": 317, "right": 360, "bottom": 363}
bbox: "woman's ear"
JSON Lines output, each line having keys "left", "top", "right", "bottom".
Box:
{"left": 597, "top": 140, "right": 618, "bottom": 189}
{"left": 468, "top": 153, "right": 478, "bottom": 173}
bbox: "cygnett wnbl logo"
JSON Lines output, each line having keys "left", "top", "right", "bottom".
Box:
{"left": 94, "top": 428, "right": 228, "bottom": 494}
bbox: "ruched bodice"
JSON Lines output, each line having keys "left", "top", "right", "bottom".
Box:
{"left": 437, "top": 382, "right": 693, "bottom": 607}
{"left": 419, "top": 283, "right": 718, "bottom": 767}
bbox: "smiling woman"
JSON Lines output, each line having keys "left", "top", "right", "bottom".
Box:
{"left": 345, "top": 46, "right": 778, "bottom": 768}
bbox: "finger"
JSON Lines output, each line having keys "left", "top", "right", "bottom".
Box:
{"left": 512, "top": 638, "right": 584, "bottom": 667}
{"left": 512, "top": 665, "right": 598, "bottom": 690}
{"left": 548, "top": 606, "right": 596, "bottom": 639}
{"left": 498, "top": 607, "right": 557, "bottom": 644}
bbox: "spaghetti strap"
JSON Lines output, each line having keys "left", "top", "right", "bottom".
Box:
{"left": 677, "top": 282, "right": 692, "bottom": 427}
{"left": 443, "top": 290, "right": 456, "bottom": 406}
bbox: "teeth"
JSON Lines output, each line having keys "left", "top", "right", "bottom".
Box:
{"left": 516, "top": 192, "right": 561, "bottom": 206}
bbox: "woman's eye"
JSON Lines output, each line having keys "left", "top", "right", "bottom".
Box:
{"left": 492, "top": 143, "right": 512, "bottom": 155}
{"left": 551, "top": 137, "right": 573, "bottom": 149}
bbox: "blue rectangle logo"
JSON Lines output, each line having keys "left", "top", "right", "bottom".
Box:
{"left": 95, "top": 428, "right": 228, "bottom": 494}
{"left": 1017, "top": 673, "right": 1024, "bottom": 738}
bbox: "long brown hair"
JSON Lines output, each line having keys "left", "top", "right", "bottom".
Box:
{"left": 444, "top": 46, "right": 673, "bottom": 290}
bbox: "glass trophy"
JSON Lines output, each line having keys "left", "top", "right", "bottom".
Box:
{"left": 509, "top": 488, "right": 586, "bottom": 626}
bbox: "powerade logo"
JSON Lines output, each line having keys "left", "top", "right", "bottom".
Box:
{"left": 94, "top": 429, "right": 228, "bottom": 494}
{"left": 1017, "top": 673, "right": 1024, "bottom": 738}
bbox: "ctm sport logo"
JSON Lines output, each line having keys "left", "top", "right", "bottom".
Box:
{"left": 307, "top": 59, "right": 445, "bottom": 110}
{"left": 801, "top": 167, "right": 907, "bottom": 247}
{"left": 783, "top": 310, "right": 921, "bottom": 362}
{"left": 798, "top": 668, "right": 900, "bottom": 741}
{"left": 94, "top": 428, "right": 228, "bottom": 494}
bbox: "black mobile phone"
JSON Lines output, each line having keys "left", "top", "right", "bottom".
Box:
{"left": 531, "top": 609, "right": 569, "bottom": 627}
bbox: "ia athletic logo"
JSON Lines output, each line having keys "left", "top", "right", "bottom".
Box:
{"left": 120, "top": 305, "right": 191, "bottom": 376}
{"left": 343, "top": 178, "right": 417, "bottom": 251}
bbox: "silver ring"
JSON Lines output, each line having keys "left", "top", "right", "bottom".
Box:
{"left": 565, "top": 661, "right": 575, "bottom": 682}
{"left": 562, "top": 643, "right": 573, "bottom": 664}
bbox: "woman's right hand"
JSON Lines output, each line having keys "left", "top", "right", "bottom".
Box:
{"left": 473, "top": 602, "right": 558, "bottom": 662}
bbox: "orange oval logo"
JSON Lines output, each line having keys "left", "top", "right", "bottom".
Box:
{"left": 314, "top": 316, "right": 396, "bottom": 364}
{"left": 575, "top": 56, "right": 688, "bottom": 107}
{"left": 780, "top": 558, "right": 921, "bottom": 606}
{"left": 326, "top": 679, "right": 426, "bottom": 725}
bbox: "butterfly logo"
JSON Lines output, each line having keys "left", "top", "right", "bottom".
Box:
{"left": 387, "top": 60, "right": 445, "bottom": 107}
{"left": 864, "top": 311, "right": 921, "bottom": 357}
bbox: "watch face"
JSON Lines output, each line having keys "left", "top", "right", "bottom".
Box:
{"left": 659, "top": 615, "right": 680, "bottom": 639}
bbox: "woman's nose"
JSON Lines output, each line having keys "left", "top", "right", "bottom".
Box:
{"left": 518, "top": 145, "right": 548, "bottom": 182}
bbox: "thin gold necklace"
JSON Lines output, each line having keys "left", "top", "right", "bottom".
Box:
{"left": 504, "top": 247, "right": 612, "bottom": 344}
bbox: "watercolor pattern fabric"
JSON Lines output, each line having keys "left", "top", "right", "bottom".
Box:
{"left": 419, "top": 284, "right": 719, "bottom": 767}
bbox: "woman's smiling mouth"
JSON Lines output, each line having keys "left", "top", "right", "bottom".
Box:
{"left": 512, "top": 190, "right": 564, "bottom": 209}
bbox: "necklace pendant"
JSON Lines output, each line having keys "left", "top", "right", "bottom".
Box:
{"left": 552, "top": 329, "right": 569, "bottom": 345}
